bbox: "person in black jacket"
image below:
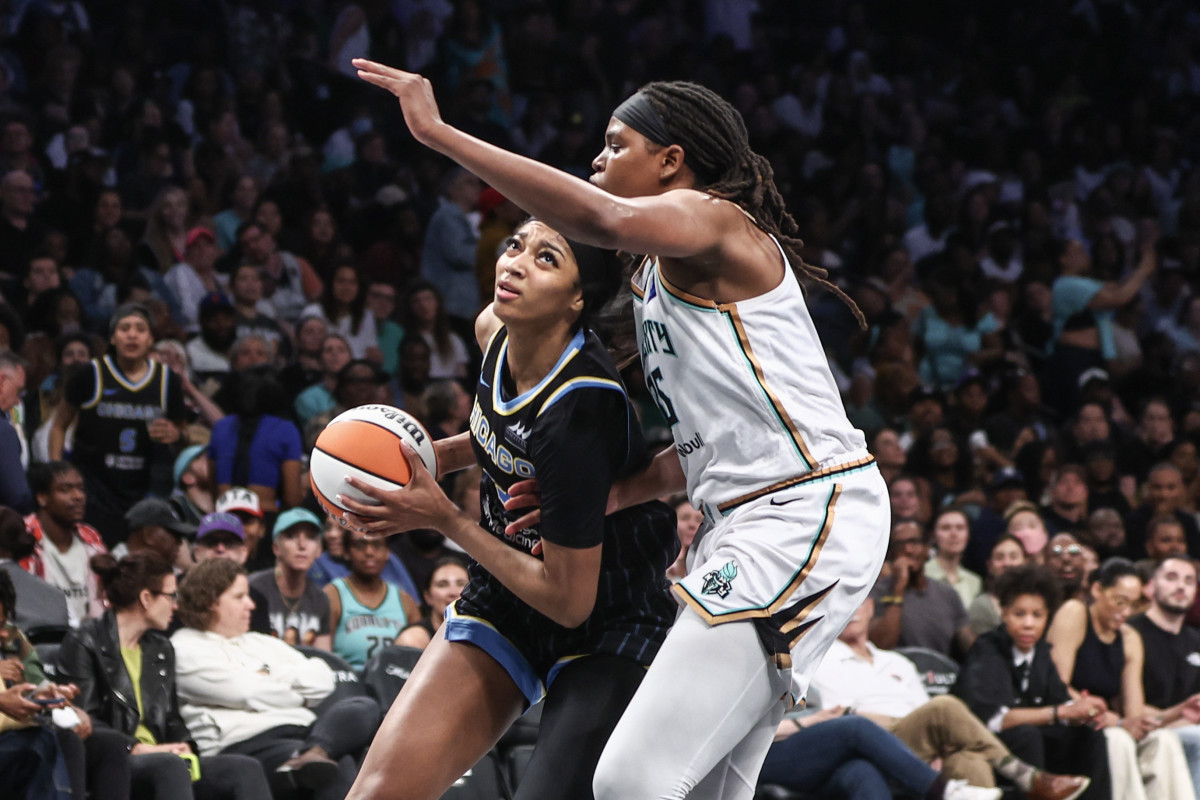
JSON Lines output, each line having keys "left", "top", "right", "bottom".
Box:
{"left": 57, "top": 552, "right": 271, "bottom": 800}
{"left": 954, "top": 565, "right": 1110, "bottom": 799}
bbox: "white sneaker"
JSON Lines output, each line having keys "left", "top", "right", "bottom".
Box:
{"left": 944, "top": 779, "right": 1003, "bottom": 800}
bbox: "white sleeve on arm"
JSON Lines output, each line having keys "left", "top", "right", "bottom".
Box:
{"left": 987, "top": 707, "right": 1009, "bottom": 733}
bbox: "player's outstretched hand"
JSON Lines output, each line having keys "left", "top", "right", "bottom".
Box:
{"left": 339, "top": 442, "right": 457, "bottom": 536}
{"left": 353, "top": 58, "right": 444, "bottom": 147}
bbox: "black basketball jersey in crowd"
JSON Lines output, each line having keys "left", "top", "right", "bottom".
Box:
{"left": 65, "top": 356, "right": 184, "bottom": 503}
{"left": 458, "top": 326, "right": 679, "bottom": 677}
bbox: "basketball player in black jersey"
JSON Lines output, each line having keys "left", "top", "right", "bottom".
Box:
{"left": 49, "top": 303, "right": 185, "bottom": 547}
{"left": 337, "top": 220, "right": 678, "bottom": 800}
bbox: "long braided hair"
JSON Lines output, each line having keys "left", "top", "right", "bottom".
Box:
{"left": 635, "top": 81, "right": 864, "bottom": 324}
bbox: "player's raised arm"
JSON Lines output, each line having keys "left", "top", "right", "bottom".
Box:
{"left": 353, "top": 58, "right": 730, "bottom": 262}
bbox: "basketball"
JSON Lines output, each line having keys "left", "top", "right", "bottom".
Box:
{"left": 309, "top": 405, "right": 439, "bottom": 519}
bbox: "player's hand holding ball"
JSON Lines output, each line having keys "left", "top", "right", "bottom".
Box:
{"left": 310, "top": 405, "right": 446, "bottom": 536}
{"left": 339, "top": 442, "right": 456, "bottom": 536}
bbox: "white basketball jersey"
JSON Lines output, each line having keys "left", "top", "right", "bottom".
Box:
{"left": 631, "top": 237, "right": 867, "bottom": 510}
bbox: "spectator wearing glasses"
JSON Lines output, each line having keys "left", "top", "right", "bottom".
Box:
{"left": 1046, "top": 558, "right": 1192, "bottom": 800}
{"left": 1044, "top": 533, "right": 1088, "bottom": 603}
{"left": 325, "top": 529, "right": 419, "bottom": 671}
{"left": 57, "top": 552, "right": 272, "bottom": 800}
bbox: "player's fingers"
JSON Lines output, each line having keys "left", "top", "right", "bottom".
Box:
{"left": 506, "top": 479, "right": 539, "bottom": 496}
{"left": 399, "top": 442, "right": 432, "bottom": 480}
{"left": 502, "top": 492, "right": 541, "bottom": 512}
{"left": 337, "top": 492, "right": 384, "bottom": 520}
{"left": 503, "top": 510, "right": 541, "bottom": 536}
{"left": 342, "top": 475, "right": 394, "bottom": 503}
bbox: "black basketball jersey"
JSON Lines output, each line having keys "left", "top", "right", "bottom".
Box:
{"left": 65, "top": 355, "right": 184, "bottom": 504}
{"left": 458, "top": 326, "right": 678, "bottom": 677}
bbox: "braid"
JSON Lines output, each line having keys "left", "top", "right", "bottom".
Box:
{"left": 639, "top": 82, "right": 867, "bottom": 330}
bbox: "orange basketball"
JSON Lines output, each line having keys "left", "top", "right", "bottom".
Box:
{"left": 309, "top": 405, "right": 439, "bottom": 518}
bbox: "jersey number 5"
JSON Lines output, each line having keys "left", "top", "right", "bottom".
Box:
{"left": 646, "top": 367, "right": 679, "bottom": 427}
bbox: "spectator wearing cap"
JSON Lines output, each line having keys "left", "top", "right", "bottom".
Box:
{"left": 1076, "top": 367, "right": 1135, "bottom": 430}
{"left": 228, "top": 263, "right": 289, "bottom": 363}
{"left": 1125, "top": 463, "right": 1200, "bottom": 560}
{"left": 1044, "top": 235, "right": 1157, "bottom": 419}
{"left": 209, "top": 367, "right": 304, "bottom": 522}
{"left": 300, "top": 263, "right": 380, "bottom": 361}
{"left": 185, "top": 293, "right": 237, "bottom": 379}
{"left": 215, "top": 489, "right": 271, "bottom": 573}
{"left": 169, "top": 445, "right": 214, "bottom": 528}
{"left": 21, "top": 461, "right": 108, "bottom": 626}
{"left": 122, "top": 498, "right": 197, "bottom": 573}
{"left": 51, "top": 304, "right": 185, "bottom": 548}
{"left": 925, "top": 505, "right": 984, "bottom": 611}
{"left": 963, "top": 466, "right": 1029, "bottom": 575}
{"left": 164, "top": 227, "right": 227, "bottom": 335}
{"left": 191, "top": 513, "right": 271, "bottom": 635}
{"left": 1039, "top": 465, "right": 1091, "bottom": 539}
{"left": 248, "top": 509, "right": 331, "bottom": 650}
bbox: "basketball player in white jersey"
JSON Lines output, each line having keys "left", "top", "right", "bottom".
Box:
{"left": 351, "top": 59, "right": 891, "bottom": 800}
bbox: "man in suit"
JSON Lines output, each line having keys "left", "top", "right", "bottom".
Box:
{"left": 954, "top": 565, "right": 1109, "bottom": 799}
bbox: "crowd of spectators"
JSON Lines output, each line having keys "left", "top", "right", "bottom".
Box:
{"left": 0, "top": 0, "right": 1199, "bottom": 798}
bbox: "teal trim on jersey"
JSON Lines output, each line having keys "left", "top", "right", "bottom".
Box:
{"left": 444, "top": 604, "right": 546, "bottom": 708}
{"left": 720, "top": 309, "right": 813, "bottom": 470}
{"left": 537, "top": 377, "right": 625, "bottom": 416}
{"left": 677, "top": 482, "right": 839, "bottom": 618}
{"left": 492, "top": 328, "right": 585, "bottom": 416}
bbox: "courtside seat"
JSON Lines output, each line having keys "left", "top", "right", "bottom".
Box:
{"left": 895, "top": 647, "right": 960, "bottom": 695}
{"left": 362, "top": 644, "right": 425, "bottom": 707}
{"left": 295, "top": 645, "right": 369, "bottom": 715}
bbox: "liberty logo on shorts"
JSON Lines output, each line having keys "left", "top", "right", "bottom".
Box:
{"left": 701, "top": 560, "right": 738, "bottom": 598}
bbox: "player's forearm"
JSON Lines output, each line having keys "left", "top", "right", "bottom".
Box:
{"left": 429, "top": 126, "right": 628, "bottom": 249}
{"left": 438, "top": 508, "right": 595, "bottom": 628}
{"left": 434, "top": 433, "right": 475, "bottom": 477}
{"left": 614, "top": 448, "right": 687, "bottom": 512}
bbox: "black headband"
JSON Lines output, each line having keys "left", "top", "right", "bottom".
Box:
{"left": 613, "top": 92, "right": 674, "bottom": 148}
{"left": 613, "top": 91, "right": 721, "bottom": 183}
